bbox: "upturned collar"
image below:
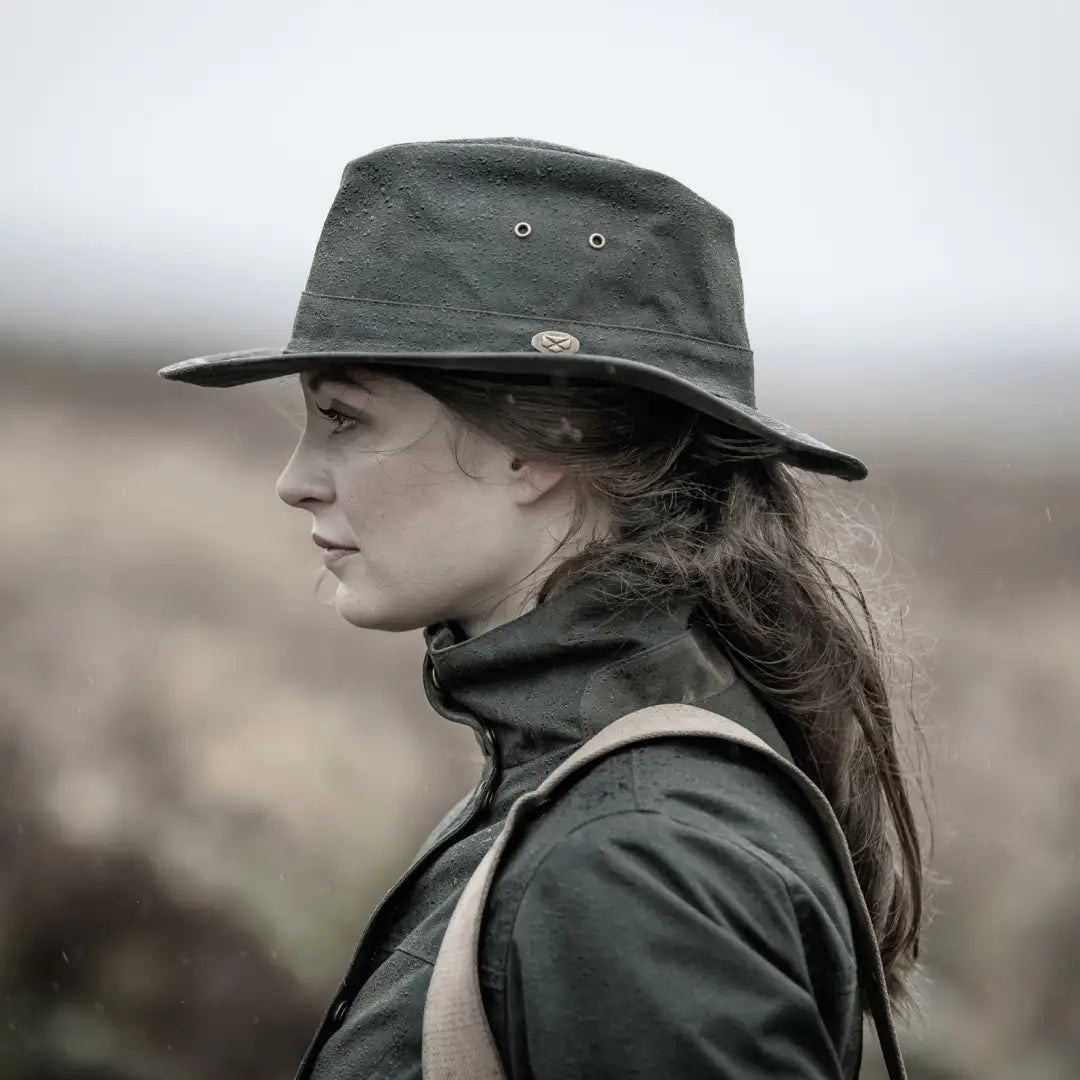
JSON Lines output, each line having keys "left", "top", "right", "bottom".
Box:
{"left": 421, "top": 573, "right": 786, "bottom": 770}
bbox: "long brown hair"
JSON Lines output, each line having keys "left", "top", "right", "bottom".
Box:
{"left": 336, "top": 363, "right": 935, "bottom": 1024}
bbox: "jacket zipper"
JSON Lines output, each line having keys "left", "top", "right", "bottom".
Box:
{"left": 292, "top": 720, "right": 498, "bottom": 1080}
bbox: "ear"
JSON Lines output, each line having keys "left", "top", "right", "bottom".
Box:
{"left": 508, "top": 459, "right": 568, "bottom": 505}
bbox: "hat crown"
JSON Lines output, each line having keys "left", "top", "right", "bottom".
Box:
{"left": 289, "top": 136, "right": 754, "bottom": 403}
{"left": 157, "top": 136, "right": 869, "bottom": 482}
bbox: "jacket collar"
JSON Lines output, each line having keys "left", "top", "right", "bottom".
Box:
{"left": 422, "top": 572, "right": 792, "bottom": 770}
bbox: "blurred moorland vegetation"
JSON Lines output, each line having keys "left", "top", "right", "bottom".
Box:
{"left": 1, "top": 342, "right": 1078, "bottom": 1079}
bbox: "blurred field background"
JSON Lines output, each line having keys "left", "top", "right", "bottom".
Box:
{"left": 3, "top": 335, "right": 1078, "bottom": 1080}
{"left": 4, "top": 2, "right": 1079, "bottom": 1078}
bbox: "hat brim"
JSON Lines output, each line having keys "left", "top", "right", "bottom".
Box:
{"left": 158, "top": 346, "right": 867, "bottom": 481}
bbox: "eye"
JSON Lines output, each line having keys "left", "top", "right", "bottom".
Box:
{"left": 315, "top": 404, "right": 362, "bottom": 433}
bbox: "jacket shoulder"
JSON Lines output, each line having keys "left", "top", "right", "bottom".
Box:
{"left": 492, "top": 732, "right": 854, "bottom": 936}
{"left": 630, "top": 735, "right": 853, "bottom": 920}
{"left": 480, "top": 734, "right": 861, "bottom": 999}
{"left": 479, "top": 806, "right": 862, "bottom": 1079}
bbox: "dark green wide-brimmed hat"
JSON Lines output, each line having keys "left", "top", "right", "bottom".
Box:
{"left": 158, "top": 136, "right": 867, "bottom": 481}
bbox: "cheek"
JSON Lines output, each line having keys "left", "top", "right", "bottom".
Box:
{"left": 335, "top": 454, "right": 464, "bottom": 529}
{"left": 339, "top": 454, "right": 510, "bottom": 544}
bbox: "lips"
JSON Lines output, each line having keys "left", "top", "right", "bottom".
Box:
{"left": 321, "top": 546, "right": 355, "bottom": 566}
{"left": 312, "top": 534, "right": 357, "bottom": 551}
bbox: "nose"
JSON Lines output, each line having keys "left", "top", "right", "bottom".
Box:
{"left": 276, "top": 442, "right": 334, "bottom": 509}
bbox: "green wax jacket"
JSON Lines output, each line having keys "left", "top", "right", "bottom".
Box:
{"left": 295, "top": 575, "right": 863, "bottom": 1079}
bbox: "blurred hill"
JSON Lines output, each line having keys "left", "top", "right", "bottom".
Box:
{"left": 1, "top": 340, "right": 1078, "bottom": 1079}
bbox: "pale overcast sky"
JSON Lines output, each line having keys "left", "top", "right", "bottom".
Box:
{"left": 2, "top": 0, "right": 1077, "bottom": 430}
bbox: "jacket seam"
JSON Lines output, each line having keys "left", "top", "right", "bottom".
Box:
{"left": 503, "top": 806, "right": 810, "bottom": 950}
{"left": 655, "top": 812, "right": 859, "bottom": 977}
{"left": 657, "top": 810, "right": 811, "bottom": 897}
{"left": 391, "top": 942, "right": 434, "bottom": 967}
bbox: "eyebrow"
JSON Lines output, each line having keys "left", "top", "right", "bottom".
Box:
{"left": 305, "top": 369, "right": 375, "bottom": 395}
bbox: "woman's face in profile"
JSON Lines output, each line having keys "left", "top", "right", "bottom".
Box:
{"left": 275, "top": 368, "right": 564, "bottom": 636}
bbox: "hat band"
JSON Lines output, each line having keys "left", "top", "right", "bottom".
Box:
{"left": 284, "top": 291, "right": 757, "bottom": 409}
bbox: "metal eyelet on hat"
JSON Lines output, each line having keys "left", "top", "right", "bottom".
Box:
{"left": 514, "top": 221, "right": 532, "bottom": 237}
{"left": 588, "top": 232, "right": 606, "bottom": 248}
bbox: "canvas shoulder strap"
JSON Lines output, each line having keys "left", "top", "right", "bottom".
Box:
{"left": 422, "top": 702, "right": 908, "bottom": 1080}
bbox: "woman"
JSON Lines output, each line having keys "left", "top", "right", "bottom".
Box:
{"left": 160, "top": 137, "right": 931, "bottom": 1079}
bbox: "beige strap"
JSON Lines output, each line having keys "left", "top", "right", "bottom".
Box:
{"left": 422, "top": 703, "right": 907, "bottom": 1080}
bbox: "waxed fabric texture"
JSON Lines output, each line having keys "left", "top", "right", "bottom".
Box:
{"left": 494, "top": 809, "right": 856, "bottom": 1078}
{"left": 296, "top": 576, "right": 863, "bottom": 1079}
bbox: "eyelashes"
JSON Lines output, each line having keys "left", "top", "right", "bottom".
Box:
{"left": 315, "top": 404, "right": 362, "bottom": 433}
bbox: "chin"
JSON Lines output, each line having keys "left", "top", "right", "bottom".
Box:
{"left": 332, "top": 583, "right": 430, "bottom": 634}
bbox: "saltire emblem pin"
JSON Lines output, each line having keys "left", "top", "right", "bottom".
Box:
{"left": 530, "top": 330, "right": 581, "bottom": 354}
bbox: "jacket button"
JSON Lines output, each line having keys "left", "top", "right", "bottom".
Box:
{"left": 330, "top": 997, "right": 350, "bottom": 1026}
